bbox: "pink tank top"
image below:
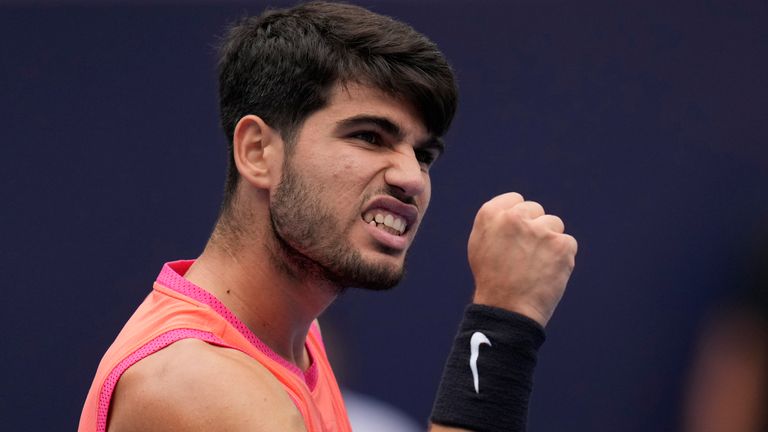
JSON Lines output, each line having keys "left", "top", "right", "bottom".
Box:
{"left": 79, "top": 260, "right": 351, "bottom": 432}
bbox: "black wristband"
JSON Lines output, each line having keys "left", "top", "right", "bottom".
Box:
{"left": 430, "top": 304, "right": 546, "bottom": 432}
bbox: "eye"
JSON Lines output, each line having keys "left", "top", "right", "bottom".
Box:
{"left": 350, "top": 131, "right": 381, "bottom": 145}
{"left": 415, "top": 149, "right": 438, "bottom": 167}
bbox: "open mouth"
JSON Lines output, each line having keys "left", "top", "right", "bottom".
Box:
{"left": 362, "top": 209, "right": 407, "bottom": 236}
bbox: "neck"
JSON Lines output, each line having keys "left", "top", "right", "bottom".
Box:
{"left": 183, "top": 224, "right": 339, "bottom": 370}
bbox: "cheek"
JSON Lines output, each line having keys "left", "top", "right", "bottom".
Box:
{"left": 334, "top": 159, "right": 355, "bottom": 180}
{"left": 319, "top": 155, "right": 370, "bottom": 205}
{"left": 329, "top": 154, "right": 368, "bottom": 183}
{"left": 306, "top": 151, "right": 351, "bottom": 181}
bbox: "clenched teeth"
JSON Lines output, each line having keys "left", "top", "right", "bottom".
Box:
{"left": 363, "top": 210, "right": 407, "bottom": 235}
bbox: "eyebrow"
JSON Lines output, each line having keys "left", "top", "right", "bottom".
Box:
{"left": 336, "top": 114, "right": 445, "bottom": 155}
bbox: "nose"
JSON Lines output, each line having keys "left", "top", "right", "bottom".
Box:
{"left": 384, "top": 146, "right": 428, "bottom": 198}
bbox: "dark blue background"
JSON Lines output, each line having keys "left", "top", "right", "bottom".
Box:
{"left": 2, "top": 1, "right": 766, "bottom": 430}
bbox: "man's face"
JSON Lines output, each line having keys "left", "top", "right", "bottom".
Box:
{"left": 269, "top": 83, "right": 442, "bottom": 290}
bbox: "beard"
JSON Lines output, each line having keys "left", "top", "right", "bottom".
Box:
{"left": 268, "top": 157, "right": 405, "bottom": 291}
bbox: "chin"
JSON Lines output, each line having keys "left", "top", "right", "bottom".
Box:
{"left": 334, "top": 255, "right": 405, "bottom": 291}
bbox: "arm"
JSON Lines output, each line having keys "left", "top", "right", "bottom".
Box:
{"left": 430, "top": 192, "right": 577, "bottom": 432}
{"left": 108, "top": 339, "right": 306, "bottom": 432}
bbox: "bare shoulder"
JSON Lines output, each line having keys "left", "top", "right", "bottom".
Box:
{"left": 108, "top": 338, "right": 306, "bottom": 432}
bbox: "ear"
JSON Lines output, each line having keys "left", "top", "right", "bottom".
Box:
{"left": 232, "top": 115, "right": 284, "bottom": 190}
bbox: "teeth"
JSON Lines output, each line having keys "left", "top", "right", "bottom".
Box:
{"left": 395, "top": 217, "right": 405, "bottom": 232}
{"left": 362, "top": 210, "right": 408, "bottom": 235}
{"left": 384, "top": 214, "right": 394, "bottom": 227}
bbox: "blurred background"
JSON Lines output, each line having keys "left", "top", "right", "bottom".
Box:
{"left": 1, "top": 1, "right": 766, "bottom": 431}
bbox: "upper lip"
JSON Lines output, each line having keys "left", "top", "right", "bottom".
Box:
{"left": 362, "top": 196, "right": 419, "bottom": 233}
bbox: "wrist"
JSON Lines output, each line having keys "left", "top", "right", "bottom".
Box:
{"left": 471, "top": 297, "right": 551, "bottom": 328}
{"left": 430, "top": 304, "right": 545, "bottom": 432}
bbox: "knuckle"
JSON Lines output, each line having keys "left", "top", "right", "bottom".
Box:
{"left": 479, "top": 199, "right": 497, "bottom": 213}
{"left": 551, "top": 215, "right": 564, "bottom": 227}
{"left": 476, "top": 201, "right": 496, "bottom": 221}
{"left": 479, "top": 192, "right": 525, "bottom": 220}
{"left": 532, "top": 223, "right": 550, "bottom": 239}
{"left": 550, "top": 234, "right": 573, "bottom": 253}
{"left": 539, "top": 215, "right": 564, "bottom": 233}
{"left": 496, "top": 192, "right": 525, "bottom": 208}
{"left": 557, "top": 235, "right": 578, "bottom": 258}
{"left": 528, "top": 200, "right": 544, "bottom": 212}
{"left": 501, "top": 208, "right": 526, "bottom": 226}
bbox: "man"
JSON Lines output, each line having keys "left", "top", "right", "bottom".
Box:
{"left": 79, "top": 2, "right": 577, "bottom": 431}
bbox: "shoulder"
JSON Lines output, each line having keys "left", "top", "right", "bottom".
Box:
{"left": 108, "top": 338, "right": 306, "bottom": 432}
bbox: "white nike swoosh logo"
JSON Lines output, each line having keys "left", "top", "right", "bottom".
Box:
{"left": 470, "top": 331, "right": 492, "bottom": 393}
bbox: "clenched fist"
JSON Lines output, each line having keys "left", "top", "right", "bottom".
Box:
{"left": 468, "top": 192, "right": 578, "bottom": 327}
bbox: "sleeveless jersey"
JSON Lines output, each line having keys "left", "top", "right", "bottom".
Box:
{"left": 79, "top": 260, "right": 351, "bottom": 432}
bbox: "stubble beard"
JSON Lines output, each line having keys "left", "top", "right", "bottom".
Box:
{"left": 268, "top": 157, "right": 405, "bottom": 291}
